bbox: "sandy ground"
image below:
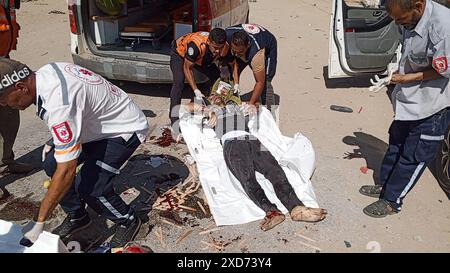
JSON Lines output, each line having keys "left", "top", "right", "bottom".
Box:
{"left": 1, "top": 0, "right": 449, "bottom": 253}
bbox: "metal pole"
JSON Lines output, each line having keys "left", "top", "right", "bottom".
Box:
{"left": 192, "top": 0, "right": 198, "bottom": 32}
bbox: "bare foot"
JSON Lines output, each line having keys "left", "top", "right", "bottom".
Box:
{"left": 290, "top": 206, "right": 327, "bottom": 222}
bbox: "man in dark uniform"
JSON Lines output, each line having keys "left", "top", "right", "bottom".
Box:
{"left": 224, "top": 24, "right": 278, "bottom": 109}
{"left": 169, "top": 28, "right": 229, "bottom": 128}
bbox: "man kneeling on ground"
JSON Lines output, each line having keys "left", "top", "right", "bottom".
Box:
{"left": 0, "top": 58, "right": 149, "bottom": 247}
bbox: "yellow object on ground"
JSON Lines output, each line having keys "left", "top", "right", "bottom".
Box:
{"left": 43, "top": 166, "right": 81, "bottom": 189}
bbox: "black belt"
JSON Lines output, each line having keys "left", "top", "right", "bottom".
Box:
{"left": 221, "top": 135, "right": 252, "bottom": 146}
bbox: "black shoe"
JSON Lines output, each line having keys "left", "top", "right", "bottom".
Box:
{"left": 52, "top": 214, "right": 92, "bottom": 239}
{"left": 110, "top": 216, "right": 142, "bottom": 248}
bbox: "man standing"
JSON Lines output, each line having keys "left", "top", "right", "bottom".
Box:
{"left": 225, "top": 24, "right": 278, "bottom": 109}
{"left": 169, "top": 28, "right": 229, "bottom": 128}
{"left": 0, "top": 58, "right": 149, "bottom": 247}
{"left": 0, "top": 0, "right": 33, "bottom": 174}
{"left": 360, "top": 0, "right": 450, "bottom": 217}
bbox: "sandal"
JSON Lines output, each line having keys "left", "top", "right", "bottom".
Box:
{"left": 359, "top": 185, "right": 382, "bottom": 198}
{"left": 260, "top": 210, "right": 285, "bottom": 231}
{"left": 363, "top": 199, "right": 399, "bottom": 218}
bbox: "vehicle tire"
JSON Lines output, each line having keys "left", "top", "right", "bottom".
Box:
{"left": 433, "top": 124, "right": 450, "bottom": 199}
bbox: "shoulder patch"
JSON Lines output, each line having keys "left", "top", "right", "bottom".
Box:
{"left": 52, "top": 121, "right": 73, "bottom": 144}
{"left": 242, "top": 24, "right": 261, "bottom": 34}
{"left": 433, "top": 56, "right": 448, "bottom": 74}
{"left": 64, "top": 64, "right": 104, "bottom": 85}
{"left": 188, "top": 47, "right": 195, "bottom": 56}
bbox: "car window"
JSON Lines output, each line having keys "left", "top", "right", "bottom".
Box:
{"left": 434, "top": 0, "right": 450, "bottom": 8}
{"left": 344, "top": 0, "right": 384, "bottom": 7}
{"left": 345, "top": 0, "right": 449, "bottom": 8}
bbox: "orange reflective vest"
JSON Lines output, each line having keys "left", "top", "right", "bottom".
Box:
{"left": 0, "top": 0, "right": 20, "bottom": 57}
{"left": 176, "top": 31, "right": 229, "bottom": 66}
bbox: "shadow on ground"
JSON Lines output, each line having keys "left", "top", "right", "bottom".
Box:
{"left": 0, "top": 145, "right": 44, "bottom": 197}
{"left": 342, "top": 131, "right": 450, "bottom": 200}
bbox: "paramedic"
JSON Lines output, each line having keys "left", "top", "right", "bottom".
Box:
{"left": 360, "top": 0, "right": 450, "bottom": 217}
{"left": 169, "top": 28, "right": 229, "bottom": 128}
{"left": 224, "top": 24, "right": 278, "bottom": 109}
{"left": 0, "top": 58, "right": 149, "bottom": 247}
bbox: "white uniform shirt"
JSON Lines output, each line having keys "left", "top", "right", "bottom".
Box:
{"left": 35, "top": 63, "right": 149, "bottom": 163}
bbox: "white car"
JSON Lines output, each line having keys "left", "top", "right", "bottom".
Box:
{"left": 68, "top": 0, "right": 249, "bottom": 83}
{"left": 329, "top": 0, "right": 450, "bottom": 198}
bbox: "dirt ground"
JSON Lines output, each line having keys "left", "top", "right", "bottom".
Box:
{"left": 1, "top": 0, "right": 449, "bottom": 253}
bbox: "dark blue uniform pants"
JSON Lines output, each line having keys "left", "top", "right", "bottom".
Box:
{"left": 380, "top": 108, "right": 450, "bottom": 210}
{"left": 43, "top": 134, "right": 141, "bottom": 224}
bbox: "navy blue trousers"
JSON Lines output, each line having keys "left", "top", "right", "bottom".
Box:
{"left": 380, "top": 108, "right": 450, "bottom": 210}
{"left": 43, "top": 134, "right": 141, "bottom": 224}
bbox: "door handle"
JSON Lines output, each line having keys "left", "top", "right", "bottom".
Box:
{"left": 372, "top": 11, "right": 383, "bottom": 17}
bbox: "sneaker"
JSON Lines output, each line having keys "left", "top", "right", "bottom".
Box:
{"left": 290, "top": 206, "right": 327, "bottom": 222}
{"left": 52, "top": 214, "right": 92, "bottom": 239}
{"left": 359, "top": 185, "right": 383, "bottom": 198}
{"left": 110, "top": 216, "right": 142, "bottom": 248}
{"left": 259, "top": 210, "right": 285, "bottom": 231}
{"left": 6, "top": 161, "right": 34, "bottom": 174}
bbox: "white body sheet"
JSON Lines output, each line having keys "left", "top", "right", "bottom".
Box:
{"left": 179, "top": 107, "right": 319, "bottom": 226}
{"left": 0, "top": 220, "right": 68, "bottom": 253}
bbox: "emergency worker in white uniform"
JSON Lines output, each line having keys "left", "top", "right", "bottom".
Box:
{"left": 0, "top": 58, "right": 149, "bottom": 247}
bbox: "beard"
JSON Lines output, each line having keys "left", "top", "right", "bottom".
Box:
{"left": 402, "top": 22, "right": 417, "bottom": 30}
{"left": 402, "top": 11, "right": 421, "bottom": 31}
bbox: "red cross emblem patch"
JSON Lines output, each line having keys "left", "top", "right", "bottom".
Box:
{"left": 433, "top": 56, "right": 448, "bottom": 74}
{"left": 52, "top": 121, "right": 73, "bottom": 144}
{"left": 243, "top": 24, "right": 261, "bottom": 34}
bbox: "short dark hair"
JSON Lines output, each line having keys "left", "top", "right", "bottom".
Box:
{"left": 209, "top": 28, "right": 226, "bottom": 44}
{"left": 385, "top": 0, "right": 417, "bottom": 12}
{"left": 231, "top": 31, "right": 250, "bottom": 47}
